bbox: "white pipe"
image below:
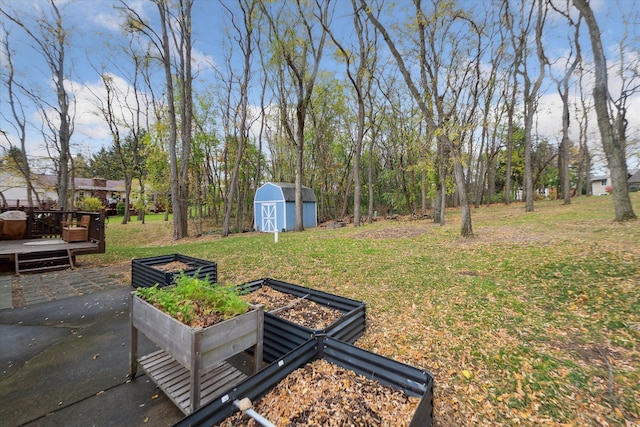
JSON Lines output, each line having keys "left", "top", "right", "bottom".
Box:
{"left": 234, "top": 398, "right": 276, "bottom": 427}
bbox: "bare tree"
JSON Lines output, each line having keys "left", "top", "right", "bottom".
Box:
{"left": 363, "top": 0, "right": 480, "bottom": 237}
{"left": 575, "top": 62, "right": 592, "bottom": 196}
{"left": 506, "top": 0, "right": 548, "bottom": 212}
{"left": 0, "top": 27, "right": 41, "bottom": 208}
{"left": 121, "top": 0, "right": 195, "bottom": 238}
{"left": 221, "top": 0, "right": 258, "bottom": 237}
{"left": 92, "top": 73, "right": 135, "bottom": 224}
{"left": 1, "top": 1, "right": 74, "bottom": 211}
{"left": 321, "top": 0, "right": 378, "bottom": 227}
{"left": 572, "top": 0, "right": 636, "bottom": 221}
{"left": 260, "top": 0, "right": 331, "bottom": 231}
{"left": 549, "top": 0, "right": 581, "bottom": 204}
{"left": 86, "top": 35, "right": 151, "bottom": 224}
{"left": 472, "top": 14, "right": 505, "bottom": 208}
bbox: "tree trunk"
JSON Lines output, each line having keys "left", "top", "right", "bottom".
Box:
{"left": 453, "top": 147, "right": 473, "bottom": 237}
{"left": 573, "top": 0, "right": 636, "bottom": 221}
{"left": 505, "top": 73, "right": 516, "bottom": 205}
{"left": 367, "top": 128, "right": 375, "bottom": 223}
{"left": 559, "top": 82, "right": 571, "bottom": 204}
{"left": 523, "top": 82, "right": 535, "bottom": 212}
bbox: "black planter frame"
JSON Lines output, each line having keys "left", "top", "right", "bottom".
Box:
{"left": 131, "top": 254, "right": 217, "bottom": 288}
{"left": 238, "top": 277, "right": 366, "bottom": 362}
{"left": 174, "top": 335, "right": 434, "bottom": 427}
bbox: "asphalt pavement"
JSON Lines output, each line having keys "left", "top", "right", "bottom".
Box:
{"left": 0, "top": 265, "right": 185, "bottom": 427}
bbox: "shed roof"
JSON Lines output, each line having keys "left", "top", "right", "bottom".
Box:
{"left": 267, "top": 182, "right": 317, "bottom": 203}
{"left": 629, "top": 170, "right": 640, "bottom": 184}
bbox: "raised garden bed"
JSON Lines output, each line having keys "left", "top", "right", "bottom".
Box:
{"left": 131, "top": 254, "right": 217, "bottom": 288}
{"left": 238, "top": 278, "right": 366, "bottom": 363}
{"left": 129, "top": 280, "right": 264, "bottom": 414}
{"left": 173, "top": 335, "right": 434, "bottom": 426}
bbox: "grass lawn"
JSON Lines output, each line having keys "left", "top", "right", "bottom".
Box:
{"left": 88, "top": 194, "right": 640, "bottom": 426}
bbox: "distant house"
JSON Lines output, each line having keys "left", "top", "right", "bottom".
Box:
{"left": 253, "top": 182, "right": 317, "bottom": 232}
{"left": 72, "top": 177, "right": 128, "bottom": 208}
{"left": 591, "top": 175, "right": 610, "bottom": 196}
{"left": 0, "top": 171, "right": 57, "bottom": 207}
{"left": 629, "top": 170, "right": 640, "bottom": 192}
{"left": 590, "top": 169, "right": 640, "bottom": 195}
{"left": 0, "top": 172, "right": 130, "bottom": 209}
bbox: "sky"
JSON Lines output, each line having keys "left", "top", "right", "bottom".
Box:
{"left": 0, "top": 0, "right": 639, "bottom": 174}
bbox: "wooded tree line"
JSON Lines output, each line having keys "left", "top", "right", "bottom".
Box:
{"left": 1, "top": 0, "right": 637, "bottom": 239}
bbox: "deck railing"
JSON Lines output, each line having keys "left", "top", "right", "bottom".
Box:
{"left": 0, "top": 208, "right": 106, "bottom": 253}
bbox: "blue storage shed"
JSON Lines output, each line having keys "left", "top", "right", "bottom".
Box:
{"left": 254, "top": 182, "right": 317, "bottom": 232}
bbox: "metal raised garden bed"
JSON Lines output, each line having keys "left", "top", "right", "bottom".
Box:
{"left": 173, "top": 335, "right": 434, "bottom": 426}
{"left": 238, "top": 277, "right": 366, "bottom": 363}
{"left": 129, "top": 294, "right": 264, "bottom": 414}
{"left": 131, "top": 254, "right": 217, "bottom": 288}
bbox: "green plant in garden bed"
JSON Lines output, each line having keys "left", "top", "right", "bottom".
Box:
{"left": 135, "top": 273, "right": 248, "bottom": 328}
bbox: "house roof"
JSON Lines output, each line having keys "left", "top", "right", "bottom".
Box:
{"left": 269, "top": 182, "right": 317, "bottom": 203}
{"left": 33, "top": 174, "right": 126, "bottom": 192}
{"left": 591, "top": 170, "right": 640, "bottom": 183}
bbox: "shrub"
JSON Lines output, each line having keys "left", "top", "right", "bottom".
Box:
{"left": 76, "top": 196, "right": 104, "bottom": 212}
{"left": 116, "top": 201, "right": 125, "bottom": 215}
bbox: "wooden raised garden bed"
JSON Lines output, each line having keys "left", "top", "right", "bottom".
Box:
{"left": 129, "top": 292, "right": 264, "bottom": 414}
{"left": 131, "top": 254, "right": 217, "bottom": 288}
{"left": 238, "top": 278, "right": 366, "bottom": 363}
{"left": 174, "top": 335, "right": 434, "bottom": 427}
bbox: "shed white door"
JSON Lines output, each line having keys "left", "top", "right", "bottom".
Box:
{"left": 261, "top": 203, "right": 276, "bottom": 232}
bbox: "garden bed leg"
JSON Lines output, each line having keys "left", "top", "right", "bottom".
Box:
{"left": 129, "top": 321, "right": 138, "bottom": 379}
{"left": 254, "top": 306, "right": 264, "bottom": 373}
{"left": 190, "top": 330, "right": 202, "bottom": 412}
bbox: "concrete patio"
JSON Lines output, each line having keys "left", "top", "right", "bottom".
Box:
{"left": 0, "top": 264, "right": 185, "bottom": 426}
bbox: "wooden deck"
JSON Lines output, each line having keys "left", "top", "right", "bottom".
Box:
{"left": 0, "top": 239, "right": 100, "bottom": 274}
{"left": 0, "top": 238, "right": 99, "bottom": 256}
{"left": 0, "top": 210, "right": 106, "bottom": 274}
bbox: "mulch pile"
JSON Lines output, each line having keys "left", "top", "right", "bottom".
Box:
{"left": 219, "top": 358, "right": 420, "bottom": 426}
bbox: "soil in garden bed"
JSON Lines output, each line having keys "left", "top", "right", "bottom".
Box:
{"left": 241, "top": 286, "right": 342, "bottom": 330}
{"left": 219, "top": 358, "right": 421, "bottom": 426}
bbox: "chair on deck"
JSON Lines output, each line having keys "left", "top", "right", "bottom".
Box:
{"left": 62, "top": 215, "right": 91, "bottom": 242}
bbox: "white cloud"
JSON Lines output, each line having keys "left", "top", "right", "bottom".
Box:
{"left": 89, "top": 0, "right": 153, "bottom": 36}
{"left": 192, "top": 48, "right": 216, "bottom": 74}
{"left": 93, "top": 12, "right": 124, "bottom": 33}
